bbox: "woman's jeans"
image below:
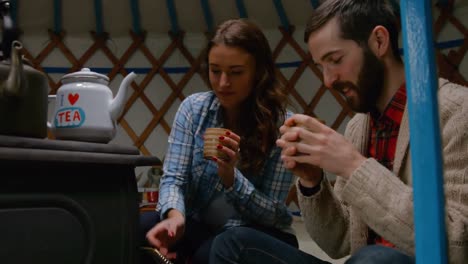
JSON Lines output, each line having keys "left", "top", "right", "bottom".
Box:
{"left": 210, "top": 226, "right": 330, "bottom": 264}
{"left": 346, "top": 245, "right": 415, "bottom": 264}
{"left": 210, "top": 226, "right": 415, "bottom": 264}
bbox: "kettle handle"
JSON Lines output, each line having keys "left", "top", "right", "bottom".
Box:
{"left": 0, "top": 40, "right": 23, "bottom": 97}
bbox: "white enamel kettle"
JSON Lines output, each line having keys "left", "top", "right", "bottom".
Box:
{"left": 49, "top": 68, "right": 137, "bottom": 143}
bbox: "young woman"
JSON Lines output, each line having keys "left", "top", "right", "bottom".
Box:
{"left": 140, "top": 18, "right": 297, "bottom": 264}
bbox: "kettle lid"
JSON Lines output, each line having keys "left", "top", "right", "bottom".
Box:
{"left": 60, "top": 68, "right": 109, "bottom": 85}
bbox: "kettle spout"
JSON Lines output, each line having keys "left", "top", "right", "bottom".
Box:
{"left": 110, "top": 72, "right": 137, "bottom": 121}
{"left": 0, "top": 40, "right": 23, "bottom": 96}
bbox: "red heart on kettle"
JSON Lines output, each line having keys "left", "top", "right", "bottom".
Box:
{"left": 68, "top": 93, "right": 79, "bottom": 105}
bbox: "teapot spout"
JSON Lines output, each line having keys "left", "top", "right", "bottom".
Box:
{"left": 110, "top": 72, "right": 137, "bottom": 121}
{"left": 0, "top": 40, "right": 23, "bottom": 96}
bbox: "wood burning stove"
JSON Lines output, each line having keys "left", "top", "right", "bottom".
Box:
{"left": 0, "top": 135, "right": 161, "bottom": 264}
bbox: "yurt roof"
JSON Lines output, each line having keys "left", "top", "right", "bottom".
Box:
{"left": 5, "top": 0, "right": 465, "bottom": 38}
{"left": 15, "top": 0, "right": 317, "bottom": 37}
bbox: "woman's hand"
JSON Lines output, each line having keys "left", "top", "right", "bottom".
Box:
{"left": 145, "top": 209, "right": 185, "bottom": 260}
{"left": 211, "top": 130, "right": 241, "bottom": 188}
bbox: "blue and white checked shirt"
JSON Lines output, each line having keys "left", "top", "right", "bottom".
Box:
{"left": 157, "top": 91, "right": 295, "bottom": 230}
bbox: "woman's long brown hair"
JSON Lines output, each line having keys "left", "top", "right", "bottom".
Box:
{"left": 202, "top": 19, "right": 289, "bottom": 174}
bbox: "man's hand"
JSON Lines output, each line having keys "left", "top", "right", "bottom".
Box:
{"left": 276, "top": 114, "right": 366, "bottom": 179}
{"left": 281, "top": 142, "right": 323, "bottom": 186}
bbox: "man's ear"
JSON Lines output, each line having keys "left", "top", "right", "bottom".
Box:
{"left": 368, "top": 26, "right": 390, "bottom": 58}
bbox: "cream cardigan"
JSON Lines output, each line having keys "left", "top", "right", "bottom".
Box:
{"left": 298, "top": 78, "right": 468, "bottom": 263}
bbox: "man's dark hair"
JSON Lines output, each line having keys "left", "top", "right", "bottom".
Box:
{"left": 304, "top": 0, "right": 401, "bottom": 61}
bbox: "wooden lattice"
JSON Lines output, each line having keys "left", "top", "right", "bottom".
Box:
{"left": 17, "top": 1, "right": 467, "bottom": 159}
{"left": 434, "top": 1, "right": 468, "bottom": 86}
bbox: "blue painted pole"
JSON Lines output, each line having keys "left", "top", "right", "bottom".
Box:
{"left": 166, "top": 0, "right": 180, "bottom": 35}
{"left": 400, "top": 1, "right": 448, "bottom": 264}
{"left": 235, "top": 0, "right": 248, "bottom": 18}
{"left": 53, "top": 0, "right": 62, "bottom": 34}
{"left": 130, "top": 0, "right": 142, "bottom": 35}
{"left": 94, "top": 0, "right": 104, "bottom": 35}
{"left": 200, "top": 0, "right": 214, "bottom": 33}
{"left": 272, "top": 0, "right": 290, "bottom": 32}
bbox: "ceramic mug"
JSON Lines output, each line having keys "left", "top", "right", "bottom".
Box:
{"left": 203, "top": 127, "right": 231, "bottom": 161}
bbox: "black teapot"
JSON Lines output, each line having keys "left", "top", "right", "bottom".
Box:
{"left": 0, "top": 0, "right": 49, "bottom": 138}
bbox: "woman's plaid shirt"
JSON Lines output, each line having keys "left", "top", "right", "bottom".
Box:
{"left": 157, "top": 91, "right": 294, "bottom": 230}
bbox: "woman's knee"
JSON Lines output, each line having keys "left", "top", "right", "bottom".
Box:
{"left": 346, "top": 245, "right": 414, "bottom": 264}
{"left": 213, "top": 227, "right": 246, "bottom": 250}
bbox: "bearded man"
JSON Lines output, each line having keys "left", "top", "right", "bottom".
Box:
{"left": 209, "top": 0, "right": 468, "bottom": 263}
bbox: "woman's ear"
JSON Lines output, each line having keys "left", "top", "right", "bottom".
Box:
{"left": 368, "top": 25, "right": 390, "bottom": 58}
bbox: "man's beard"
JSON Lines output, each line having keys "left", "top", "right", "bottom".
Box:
{"left": 332, "top": 47, "right": 385, "bottom": 113}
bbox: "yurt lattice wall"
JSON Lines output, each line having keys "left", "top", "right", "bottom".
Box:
{"left": 10, "top": 0, "right": 468, "bottom": 162}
